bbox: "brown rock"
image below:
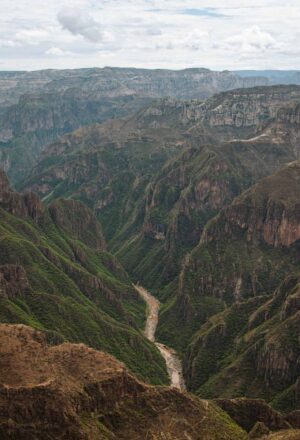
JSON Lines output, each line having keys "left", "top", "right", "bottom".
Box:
{"left": 215, "top": 398, "right": 290, "bottom": 432}
{"left": 249, "top": 421, "right": 270, "bottom": 438}
{"left": 0, "top": 324, "right": 247, "bottom": 440}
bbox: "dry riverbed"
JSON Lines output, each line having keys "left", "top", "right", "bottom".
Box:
{"left": 134, "top": 284, "right": 186, "bottom": 391}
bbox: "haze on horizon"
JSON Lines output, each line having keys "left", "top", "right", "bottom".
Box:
{"left": 1, "top": 0, "right": 299, "bottom": 71}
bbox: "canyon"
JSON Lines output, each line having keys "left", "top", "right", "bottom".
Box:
{"left": 1, "top": 68, "right": 300, "bottom": 438}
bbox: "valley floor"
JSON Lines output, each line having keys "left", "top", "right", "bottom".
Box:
{"left": 134, "top": 284, "right": 186, "bottom": 391}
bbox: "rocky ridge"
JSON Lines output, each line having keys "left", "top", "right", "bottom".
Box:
{"left": 0, "top": 323, "right": 247, "bottom": 440}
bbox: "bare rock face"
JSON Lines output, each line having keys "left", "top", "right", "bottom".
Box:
{"left": 201, "top": 86, "right": 300, "bottom": 132}
{"left": 0, "top": 169, "right": 11, "bottom": 192}
{"left": 0, "top": 168, "right": 44, "bottom": 222}
{"left": 202, "top": 161, "right": 300, "bottom": 248}
{"left": 0, "top": 265, "right": 30, "bottom": 299}
{"left": 0, "top": 324, "right": 247, "bottom": 440}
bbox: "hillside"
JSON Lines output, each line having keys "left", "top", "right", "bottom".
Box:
{"left": 0, "top": 323, "right": 249, "bottom": 440}
{"left": 2, "top": 82, "right": 300, "bottom": 420}
{"left": 158, "top": 161, "right": 300, "bottom": 407}
{"left": 0, "top": 169, "right": 168, "bottom": 385}
{"left": 21, "top": 86, "right": 300, "bottom": 291}
{"left": 3, "top": 324, "right": 300, "bottom": 439}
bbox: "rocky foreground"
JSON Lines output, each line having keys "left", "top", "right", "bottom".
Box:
{"left": 0, "top": 324, "right": 247, "bottom": 440}
{"left": 2, "top": 324, "right": 300, "bottom": 439}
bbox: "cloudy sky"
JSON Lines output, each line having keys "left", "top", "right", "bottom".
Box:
{"left": 1, "top": 0, "right": 300, "bottom": 71}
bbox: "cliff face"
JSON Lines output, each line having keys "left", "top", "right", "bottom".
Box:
{"left": 201, "top": 86, "right": 300, "bottom": 132}
{"left": 202, "top": 161, "right": 300, "bottom": 248}
{"left": 215, "top": 398, "right": 290, "bottom": 432}
{"left": 0, "top": 324, "right": 247, "bottom": 440}
{"left": 0, "top": 169, "right": 10, "bottom": 192}
{"left": 122, "top": 95, "right": 300, "bottom": 288}
{"left": 11, "top": 85, "right": 300, "bottom": 414}
{"left": 119, "top": 146, "right": 242, "bottom": 287}
{"left": 179, "top": 161, "right": 300, "bottom": 307}
{"left": 116, "top": 85, "right": 300, "bottom": 139}
{"left": 0, "top": 169, "right": 44, "bottom": 222}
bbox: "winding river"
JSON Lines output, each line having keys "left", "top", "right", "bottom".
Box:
{"left": 134, "top": 284, "right": 186, "bottom": 391}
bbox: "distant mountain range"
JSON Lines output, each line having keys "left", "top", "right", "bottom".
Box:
{"left": 235, "top": 70, "right": 300, "bottom": 85}
{"left": 1, "top": 67, "right": 299, "bottom": 185}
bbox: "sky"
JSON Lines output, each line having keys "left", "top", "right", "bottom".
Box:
{"left": 1, "top": 0, "right": 300, "bottom": 71}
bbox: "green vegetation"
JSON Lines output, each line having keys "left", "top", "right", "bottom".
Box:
{"left": 0, "top": 197, "right": 169, "bottom": 385}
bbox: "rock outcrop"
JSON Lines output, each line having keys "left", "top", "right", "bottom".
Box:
{"left": 0, "top": 324, "right": 247, "bottom": 440}
{"left": 0, "top": 265, "right": 30, "bottom": 299}
{"left": 0, "top": 169, "right": 11, "bottom": 192}
{"left": 0, "top": 168, "right": 44, "bottom": 222}
{"left": 215, "top": 398, "right": 290, "bottom": 432}
{"left": 201, "top": 161, "right": 300, "bottom": 248}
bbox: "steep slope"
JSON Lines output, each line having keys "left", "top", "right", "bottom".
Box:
{"left": 158, "top": 161, "right": 300, "bottom": 407}
{"left": 0, "top": 170, "right": 168, "bottom": 384}
{"left": 184, "top": 274, "right": 300, "bottom": 405}
{"left": 0, "top": 324, "right": 248, "bottom": 440}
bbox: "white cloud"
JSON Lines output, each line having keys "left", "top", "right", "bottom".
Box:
{"left": 0, "top": 39, "right": 16, "bottom": 48}
{"left": 0, "top": 0, "right": 300, "bottom": 70}
{"left": 45, "top": 46, "right": 73, "bottom": 56}
{"left": 155, "top": 29, "right": 209, "bottom": 51}
{"left": 224, "top": 26, "right": 277, "bottom": 52}
{"left": 15, "top": 28, "right": 51, "bottom": 45}
{"left": 183, "top": 30, "right": 210, "bottom": 51}
{"left": 57, "top": 7, "right": 103, "bottom": 42}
